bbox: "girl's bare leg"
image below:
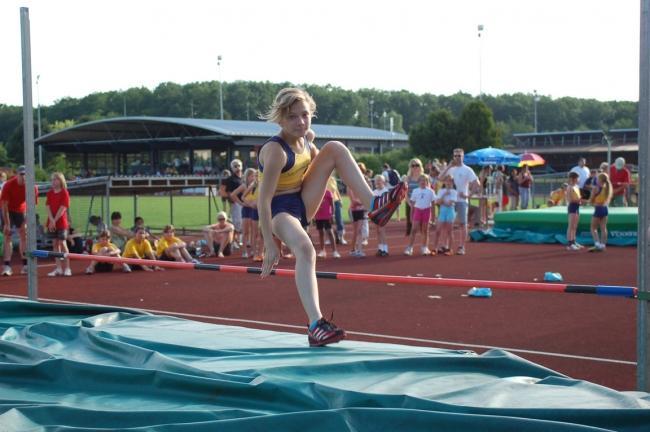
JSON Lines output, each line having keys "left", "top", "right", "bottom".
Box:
{"left": 302, "top": 141, "right": 374, "bottom": 219}
{"left": 600, "top": 217, "right": 608, "bottom": 245}
{"left": 272, "top": 213, "right": 321, "bottom": 323}
{"left": 327, "top": 228, "right": 337, "bottom": 253}
{"left": 590, "top": 218, "right": 599, "bottom": 245}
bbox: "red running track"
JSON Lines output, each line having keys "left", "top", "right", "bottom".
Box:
{"left": 0, "top": 223, "right": 638, "bottom": 390}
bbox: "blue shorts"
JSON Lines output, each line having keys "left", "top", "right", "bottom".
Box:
{"left": 593, "top": 205, "right": 608, "bottom": 218}
{"left": 251, "top": 209, "right": 259, "bottom": 221}
{"left": 568, "top": 202, "right": 580, "bottom": 214}
{"left": 271, "top": 192, "right": 307, "bottom": 226}
{"left": 438, "top": 205, "right": 456, "bottom": 223}
{"left": 241, "top": 206, "right": 253, "bottom": 219}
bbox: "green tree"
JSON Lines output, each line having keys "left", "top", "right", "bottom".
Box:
{"left": 0, "top": 143, "right": 10, "bottom": 166}
{"left": 409, "top": 109, "right": 457, "bottom": 160}
{"left": 456, "top": 101, "right": 500, "bottom": 151}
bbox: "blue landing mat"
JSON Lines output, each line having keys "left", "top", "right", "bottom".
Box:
{"left": 0, "top": 299, "right": 648, "bottom": 431}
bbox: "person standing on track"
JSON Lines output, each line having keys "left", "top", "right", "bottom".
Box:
{"left": 231, "top": 168, "right": 257, "bottom": 258}
{"left": 257, "top": 87, "right": 406, "bottom": 347}
{"left": 45, "top": 172, "right": 72, "bottom": 277}
{"left": 565, "top": 172, "right": 582, "bottom": 251}
{"left": 404, "top": 174, "right": 436, "bottom": 256}
{"left": 440, "top": 149, "right": 479, "bottom": 256}
{"left": 404, "top": 159, "right": 424, "bottom": 237}
{"left": 1, "top": 166, "right": 38, "bottom": 276}
{"left": 588, "top": 172, "right": 613, "bottom": 252}
{"left": 225, "top": 159, "right": 244, "bottom": 247}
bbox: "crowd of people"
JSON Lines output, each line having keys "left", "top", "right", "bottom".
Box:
{"left": 0, "top": 87, "right": 638, "bottom": 347}
{"left": 0, "top": 154, "right": 634, "bottom": 276}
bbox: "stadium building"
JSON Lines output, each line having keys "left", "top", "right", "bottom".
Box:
{"left": 35, "top": 117, "right": 409, "bottom": 177}
{"left": 508, "top": 128, "right": 638, "bottom": 171}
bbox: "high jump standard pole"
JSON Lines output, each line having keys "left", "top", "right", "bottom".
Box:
{"left": 20, "top": 7, "right": 38, "bottom": 301}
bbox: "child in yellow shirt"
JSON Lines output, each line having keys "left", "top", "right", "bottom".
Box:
{"left": 156, "top": 224, "right": 198, "bottom": 263}
{"left": 123, "top": 228, "right": 164, "bottom": 271}
{"left": 86, "top": 230, "right": 131, "bottom": 274}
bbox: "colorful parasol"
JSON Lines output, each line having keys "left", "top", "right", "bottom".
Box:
{"left": 517, "top": 152, "right": 545, "bottom": 167}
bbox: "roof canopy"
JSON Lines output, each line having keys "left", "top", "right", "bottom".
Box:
{"left": 36, "top": 117, "right": 409, "bottom": 153}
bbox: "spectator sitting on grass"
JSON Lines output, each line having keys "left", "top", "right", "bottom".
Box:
{"left": 123, "top": 228, "right": 163, "bottom": 271}
{"left": 109, "top": 211, "right": 133, "bottom": 250}
{"left": 131, "top": 216, "right": 158, "bottom": 248}
{"left": 156, "top": 224, "right": 198, "bottom": 263}
{"left": 202, "top": 212, "right": 234, "bottom": 258}
{"left": 86, "top": 230, "right": 131, "bottom": 274}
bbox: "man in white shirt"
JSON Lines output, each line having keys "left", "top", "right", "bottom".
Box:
{"left": 440, "top": 148, "right": 480, "bottom": 255}
{"left": 570, "top": 157, "right": 590, "bottom": 199}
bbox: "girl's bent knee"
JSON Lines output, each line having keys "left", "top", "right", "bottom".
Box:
{"left": 322, "top": 140, "right": 347, "bottom": 153}
{"left": 294, "top": 240, "right": 316, "bottom": 262}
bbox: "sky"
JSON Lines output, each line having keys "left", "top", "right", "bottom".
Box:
{"left": 0, "top": 0, "right": 641, "bottom": 107}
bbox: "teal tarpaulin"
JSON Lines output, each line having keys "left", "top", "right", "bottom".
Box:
{"left": 0, "top": 299, "right": 648, "bottom": 431}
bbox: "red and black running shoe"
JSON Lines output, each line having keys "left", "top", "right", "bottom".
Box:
{"left": 368, "top": 181, "right": 408, "bottom": 227}
{"left": 308, "top": 315, "right": 346, "bottom": 347}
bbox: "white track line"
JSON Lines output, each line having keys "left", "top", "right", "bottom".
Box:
{"left": 0, "top": 294, "right": 635, "bottom": 366}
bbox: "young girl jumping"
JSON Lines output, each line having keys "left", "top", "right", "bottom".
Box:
{"left": 404, "top": 174, "right": 436, "bottom": 256}
{"left": 588, "top": 172, "right": 613, "bottom": 252}
{"left": 257, "top": 88, "right": 406, "bottom": 347}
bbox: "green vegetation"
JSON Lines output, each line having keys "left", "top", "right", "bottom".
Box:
{"left": 0, "top": 80, "right": 637, "bottom": 166}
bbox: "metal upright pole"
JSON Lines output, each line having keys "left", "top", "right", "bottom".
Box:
{"left": 218, "top": 55, "right": 224, "bottom": 120}
{"left": 637, "top": 0, "right": 650, "bottom": 392}
{"left": 20, "top": 7, "right": 38, "bottom": 300}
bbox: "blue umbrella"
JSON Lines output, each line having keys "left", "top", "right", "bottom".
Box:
{"left": 463, "top": 147, "right": 520, "bottom": 166}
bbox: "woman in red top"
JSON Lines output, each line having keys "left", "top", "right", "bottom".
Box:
{"left": 46, "top": 172, "right": 71, "bottom": 276}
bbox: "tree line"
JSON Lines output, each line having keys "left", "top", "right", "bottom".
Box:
{"left": 0, "top": 79, "right": 638, "bottom": 169}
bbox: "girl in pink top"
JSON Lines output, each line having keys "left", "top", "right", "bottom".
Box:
{"left": 314, "top": 187, "right": 340, "bottom": 259}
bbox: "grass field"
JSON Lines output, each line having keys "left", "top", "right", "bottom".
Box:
{"left": 35, "top": 192, "right": 550, "bottom": 235}
{"left": 36, "top": 194, "right": 365, "bottom": 233}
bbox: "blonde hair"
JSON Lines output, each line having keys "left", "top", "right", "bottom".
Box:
{"left": 373, "top": 174, "right": 385, "bottom": 184}
{"left": 261, "top": 87, "right": 317, "bottom": 124}
{"left": 407, "top": 158, "right": 423, "bottom": 178}
{"left": 243, "top": 168, "right": 257, "bottom": 184}
{"left": 418, "top": 174, "right": 430, "bottom": 186}
{"left": 597, "top": 173, "right": 613, "bottom": 203}
{"left": 216, "top": 211, "right": 228, "bottom": 221}
{"left": 51, "top": 172, "right": 67, "bottom": 189}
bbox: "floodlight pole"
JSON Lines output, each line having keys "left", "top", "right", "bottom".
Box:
{"left": 478, "top": 24, "right": 484, "bottom": 99}
{"left": 218, "top": 55, "right": 224, "bottom": 120}
{"left": 637, "top": 0, "right": 650, "bottom": 392}
{"left": 533, "top": 90, "right": 540, "bottom": 133}
{"left": 20, "top": 7, "right": 38, "bottom": 301}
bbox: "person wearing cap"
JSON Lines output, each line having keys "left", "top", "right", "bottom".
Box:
{"left": 609, "top": 157, "right": 631, "bottom": 207}
{"left": 225, "top": 159, "right": 244, "bottom": 247}
{"left": 0, "top": 166, "right": 39, "bottom": 276}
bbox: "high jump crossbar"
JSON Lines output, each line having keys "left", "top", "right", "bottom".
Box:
{"left": 31, "top": 250, "right": 637, "bottom": 298}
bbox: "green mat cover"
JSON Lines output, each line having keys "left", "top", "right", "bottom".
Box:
{"left": 0, "top": 299, "right": 648, "bottom": 431}
{"left": 476, "top": 207, "right": 638, "bottom": 246}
